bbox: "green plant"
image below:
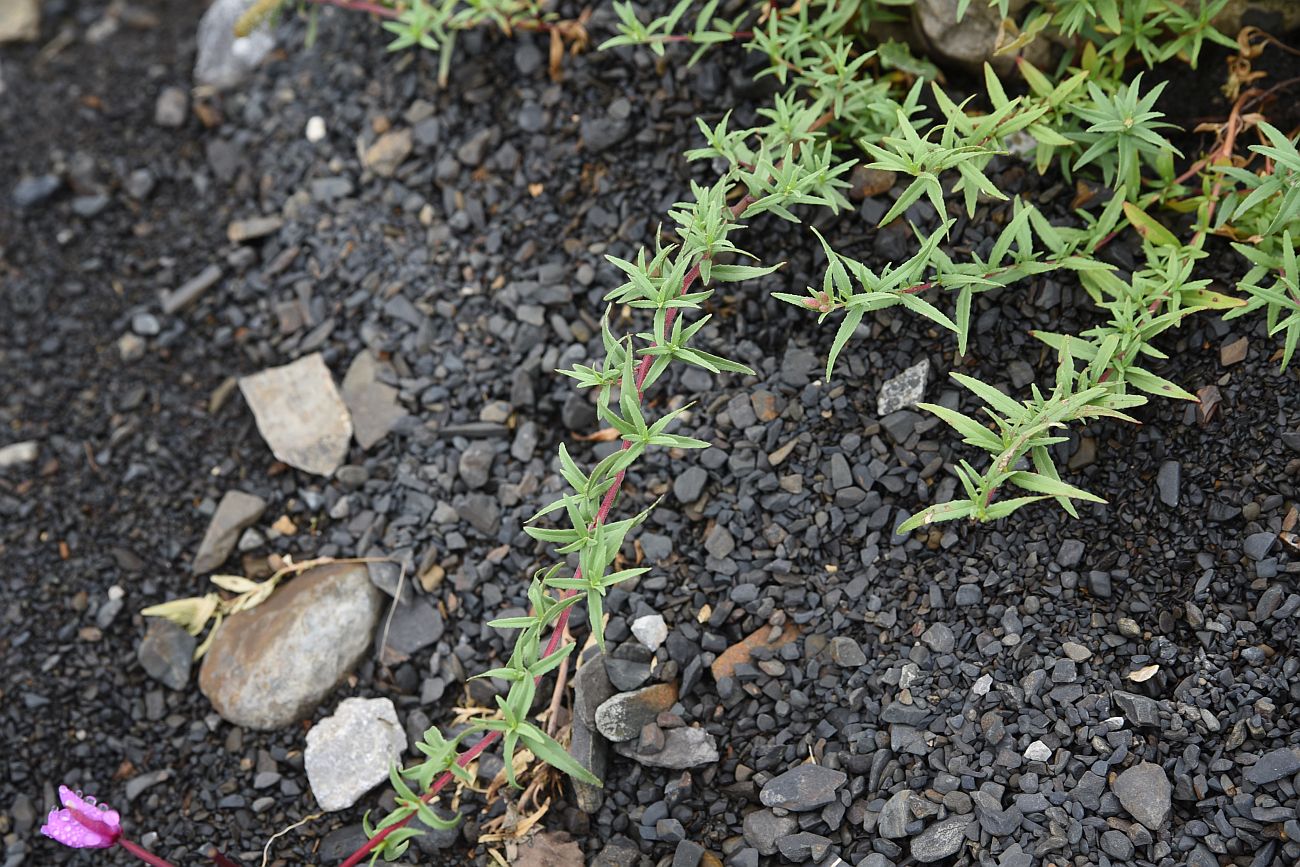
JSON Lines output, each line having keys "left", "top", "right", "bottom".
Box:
{"left": 154, "top": 2, "right": 1300, "bottom": 864}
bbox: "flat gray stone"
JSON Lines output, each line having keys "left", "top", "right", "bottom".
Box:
{"left": 568, "top": 711, "right": 606, "bottom": 813}
{"left": 239, "top": 353, "right": 352, "bottom": 476}
{"left": 192, "top": 490, "right": 266, "bottom": 574}
{"left": 613, "top": 726, "right": 718, "bottom": 769}
{"left": 877, "top": 358, "right": 929, "bottom": 415}
{"left": 199, "top": 563, "right": 382, "bottom": 729}
{"left": 1245, "top": 747, "right": 1300, "bottom": 785}
{"left": 595, "top": 683, "right": 678, "bottom": 742}
{"left": 137, "top": 619, "right": 196, "bottom": 690}
{"left": 911, "top": 816, "right": 972, "bottom": 862}
{"left": 341, "top": 351, "right": 407, "bottom": 450}
{"left": 759, "top": 763, "right": 847, "bottom": 811}
{"left": 1112, "top": 690, "right": 1159, "bottom": 727}
{"left": 742, "top": 809, "right": 797, "bottom": 856}
{"left": 1113, "top": 761, "right": 1172, "bottom": 829}
{"left": 573, "top": 654, "right": 616, "bottom": 727}
{"left": 879, "top": 789, "right": 912, "bottom": 838}
{"left": 304, "top": 697, "right": 405, "bottom": 811}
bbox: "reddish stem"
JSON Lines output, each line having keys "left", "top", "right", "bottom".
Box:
{"left": 341, "top": 118, "right": 820, "bottom": 867}
{"left": 118, "top": 838, "right": 178, "bottom": 867}
{"left": 303, "top": 0, "right": 398, "bottom": 19}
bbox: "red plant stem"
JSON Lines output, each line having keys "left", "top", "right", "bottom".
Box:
{"left": 341, "top": 138, "right": 783, "bottom": 867}
{"left": 302, "top": 0, "right": 398, "bottom": 19}
{"left": 118, "top": 838, "right": 178, "bottom": 867}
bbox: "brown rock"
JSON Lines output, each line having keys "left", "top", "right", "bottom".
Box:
{"left": 1220, "top": 336, "right": 1248, "bottom": 366}
{"left": 199, "top": 563, "right": 382, "bottom": 729}
{"left": 363, "top": 128, "right": 413, "bottom": 177}
{"left": 711, "top": 622, "right": 800, "bottom": 682}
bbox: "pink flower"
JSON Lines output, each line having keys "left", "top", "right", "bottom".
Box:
{"left": 40, "top": 786, "right": 122, "bottom": 849}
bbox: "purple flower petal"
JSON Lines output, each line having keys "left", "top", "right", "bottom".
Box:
{"left": 39, "top": 786, "right": 121, "bottom": 849}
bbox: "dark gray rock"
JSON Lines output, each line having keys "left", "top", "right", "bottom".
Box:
{"left": 1113, "top": 762, "right": 1172, "bottom": 829}
{"left": 137, "top": 619, "right": 196, "bottom": 690}
{"left": 1245, "top": 747, "right": 1300, "bottom": 785}
{"left": 13, "top": 174, "right": 62, "bottom": 209}
{"left": 1100, "top": 829, "right": 1134, "bottom": 860}
{"left": 829, "top": 635, "right": 867, "bottom": 667}
{"left": 879, "top": 789, "right": 912, "bottom": 838}
{"left": 1157, "top": 460, "right": 1180, "bottom": 507}
{"left": 742, "top": 809, "right": 797, "bottom": 856}
{"left": 674, "top": 466, "right": 707, "bottom": 503}
{"left": 776, "top": 832, "right": 831, "bottom": 861}
{"left": 921, "top": 622, "right": 954, "bottom": 653}
{"left": 910, "top": 816, "right": 972, "bottom": 862}
{"left": 192, "top": 490, "right": 266, "bottom": 574}
{"left": 614, "top": 727, "right": 718, "bottom": 769}
{"left": 759, "top": 764, "right": 847, "bottom": 811}
{"left": 1112, "top": 690, "right": 1159, "bottom": 726}
{"left": 1244, "top": 532, "right": 1277, "bottom": 561}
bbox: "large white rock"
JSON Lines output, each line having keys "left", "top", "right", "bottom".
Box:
{"left": 195, "top": 0, "right": 275, "bottom": 89}
{"left": 239, "top": 353, "right": 353, "bottom": 476}
{"left": 305, "top": 697, "right": 406, "bottom": 811}
{"left": 0, "top": 0, "right": 39, "bottom": 43}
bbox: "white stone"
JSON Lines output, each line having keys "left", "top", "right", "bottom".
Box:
{"left": 0, "top": 440, "right": 38, "bottom": 468}
{"left": 239, "top": 353, "right": 353, "bottom": 476}
{"left": 971, "top": 673, "right": 992, "bottom": 696}
{"left": 306, "top": 116, "right": 326, "bottom": 143}
{"left": 195, "top": 0, "right": 275, "bottom": 89}
{"left": 1024, "top": 740, "right": 1052, "bottom": 762}
{"left": 631, "top": 613, "right": 668, "bottom": 652}
{"left": 305, "top": 697, "right": 405, "bottom": 811}
{"left": 877, "top": 358, "right": 930, "bottom": 416}
{"left": 0, "top": 0, "right": 39, "bottom": 43}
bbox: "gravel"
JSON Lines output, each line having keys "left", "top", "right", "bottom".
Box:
{"left": 9, "top": 3, "right": 1300, "bottom": 866}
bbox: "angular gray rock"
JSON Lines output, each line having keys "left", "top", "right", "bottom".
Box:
{"left": 136, "top": 619, "right": 196, "bottom": 690}
{"left": 1244, "top": 747, "right": 1300, "bottom": 785}
{"left": 879, "top": 789, "right": 912, "bottom": 838}
{"left": 742, "top": 809, "right": 798, "bottom": 856}
{"left": 877, "top": 358, "right": 929, "bottom": 416}
{"left": 192, "top": 490, "right": 266, "bottom": 574}
{"left": 613, "top": 726, "right": 718, "bottom": 769}
{"left": 1112, "top": 690, "right": 1159, "bottom": 727}
{"left": 910, "top": 816, "right": 972, "bottom": 862}
{"left": 199, "top": 563, "right": 383, "bottom": 729}
{"left": 341, "top": 350, "right": 407, "bottom": 450}
{"left": 574, "top": 654, "right": 616, "bottom": 727}
{"left": 568, "top": 710, "right": 607, "bottom": 812}
{"left": 239, "top": 353, "right": 353, "bottom": 476}
{"left": 595, "top": 684, "right": 678, "bottom": 741}
{"left": 304, "top": 697, "right": 405, "bottom": 811}
{"left": 1112, "top": 762, "right": 1172, "bottom": 829}
{"left": 759, "top": 763, "right": 847, "bottom": 811}
{"left": 194, "top": 0, "right": 275, "bottom": 88}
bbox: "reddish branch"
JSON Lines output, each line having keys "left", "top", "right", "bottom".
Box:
{"left": 339, "top": 103, "right": 829, "bottom": 866}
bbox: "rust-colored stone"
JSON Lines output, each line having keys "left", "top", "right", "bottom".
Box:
{"left": 711, "top": 622, "right": 800, "bottom": 682}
